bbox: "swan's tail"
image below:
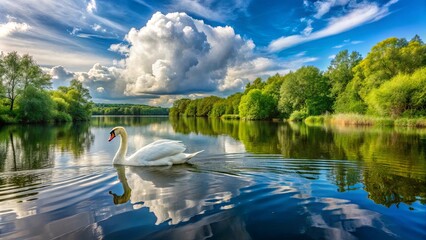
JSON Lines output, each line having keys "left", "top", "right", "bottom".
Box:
{"left": 185, "top": 150, "right": 204, "bottom": 160}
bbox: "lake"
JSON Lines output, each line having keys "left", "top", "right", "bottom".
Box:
{"left": 0, "top": 116, "right": 425, "bottom": 239}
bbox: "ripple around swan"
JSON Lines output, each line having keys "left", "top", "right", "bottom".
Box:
{"left": 0, "top": 154, "right": 425, "bottom": 239}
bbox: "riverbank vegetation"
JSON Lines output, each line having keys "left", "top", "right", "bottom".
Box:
{"left": 0, "top": 52, "right": 93, "bottom": 123}
{"left": 92, "top": 103, "right": 169, "bottom": 115}
{"left": 170, "top": 35, "right": 426, "bottom": 126}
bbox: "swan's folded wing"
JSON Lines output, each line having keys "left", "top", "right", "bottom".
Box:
{"left": 128, "top": 140, "right": 186, "bottom": 162}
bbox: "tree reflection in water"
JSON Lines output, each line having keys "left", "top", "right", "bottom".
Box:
{"left": 169, "top": 116, "right": 426, "bottom": 208}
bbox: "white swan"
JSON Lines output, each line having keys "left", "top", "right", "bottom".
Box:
{"left": 108, "top": 126, "right": 203, "bottom": 166}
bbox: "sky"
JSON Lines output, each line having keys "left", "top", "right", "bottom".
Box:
{"left": 0, "top": 0, "right": 425, "bottom": 106}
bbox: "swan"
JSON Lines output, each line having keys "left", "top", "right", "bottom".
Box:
{"left": 108, "top": 126, "right": 203, "bottom": 166}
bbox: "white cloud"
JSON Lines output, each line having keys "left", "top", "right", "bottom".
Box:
{"left": 0, "top": 0, "right": 127, "bottom": 71}
{"left": 313, "top": 0, "right": 351, "bottom": 19}
{"left": 269, "top": 1, "right": 397, "bottom": 52}
{"left": 75, "top": 63, "right": 125, "bottom": 99}
{"left": 0, "top": 20, "right": 31, "bottom": 37}
{"left": 49, "top": 65, "right": 75, "bottom": 88}
{"left": 332, "top": 39, "right": 363, "bottom": 48}
{"left": 109, "top": 43, "right": 130, "bottom": 55}
{"left": 91, "top": 23, "right": 106, "bottom": 32}
{"left": 119, "top": 12, "right": 270, "bottom": 96}
{"left": 302, "top": 19, "right": 313, "bottom": 36}
{"left": 87, "top": 0, "right": 97, "bottom": 13}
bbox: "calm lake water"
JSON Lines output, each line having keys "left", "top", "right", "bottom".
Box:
{"left": 0, "top": 116, "right": 425, "bottom": 239}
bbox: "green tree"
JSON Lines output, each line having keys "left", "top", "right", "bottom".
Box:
{"left": 196, "top": 96, "right": 221, "bottom": 116}
{"left": 0, "top": 52, "right": 51, "bottom": 111}
{"left": 66, "top": 80, "right": 92, "bottom": 120}
{"left": 325, "top": 50, "right": 362, "bottom": 99}
{"left": 16, "top": 86, "right": 54, "bottom": 122}
{"left": 353, "top": 36, "right": 426, "bottom": 100}
{"left": 225, "top": 92, "right": 242, "bottom": 114}
{"left": 278, "top": 66, "right": 332, "bottom": 118}
{"left": 170, "top": 98, "right": 191, "bottom": 116}
{"left": 210, "top": 100, "right": 227, "bottom": 117}
{"left": 244, "top": 77, "right": 265, "bottom": 94}
{"left": 52, "top": 80, "right": 92, "bottom": 121}
{"left": 366, "top": 67, "right": 426, "bottom": 117}
{"left": 185, "top": 99, "right": 199, "bottom": 116}
{"left": 239, "top": 89, "right": 275, "bottom": 120}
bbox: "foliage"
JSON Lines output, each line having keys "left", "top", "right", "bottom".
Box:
{"left": 279, "top": 66, "right": 333, "bottom": 118}
{"left": 366, "top": 67, "right": 426, "bottom": 117}
{"left": 325, "top": 50, "right": 362, "bottom": 101}
{"left": 196, "top": 96, "right": 221, "bottom": 116}
{"left": 289, "top": 109, "right": 308, "bottom": 122}
{"left": 239, "top": 89, "right": 275, "bottom": 120}
{"left": 50, "top": 79, "right": 93, "bottom": 121}
{"left": 0, "top": 52, "right": 51, "bottom": 111}
{"left": 92, "top": 103, "right": 169, "bottom": 115}
{"left": 244, "top": 77, "right": 265, "bottom": 94}
{"left": 16, "top": 86, "right": 54, "bottom": 122}
{"left": 210, "top": 100, "right": 227, "bottom": 117}
{"left": 169, "top": 98, "right": 191, "bottom": 116}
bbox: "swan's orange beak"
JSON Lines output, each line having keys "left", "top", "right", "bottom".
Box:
{"left": 108, "top": 132, "right": 116, "bottom": 142}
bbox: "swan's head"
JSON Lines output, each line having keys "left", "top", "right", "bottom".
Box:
{"left": 108, "top": 126, "right": 125, "bottom": 142}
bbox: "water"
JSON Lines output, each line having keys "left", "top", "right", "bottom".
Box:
{"left": 0, "top": 116, "right": 425, "bottom": 239}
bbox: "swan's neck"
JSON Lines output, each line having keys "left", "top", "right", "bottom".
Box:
{"left": 113, "top": 130, "right": 128, "bottom": 164}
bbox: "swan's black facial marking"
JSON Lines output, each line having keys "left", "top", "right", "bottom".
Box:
{"left": 108, "top": 130, "right": 116, "bottom": 142}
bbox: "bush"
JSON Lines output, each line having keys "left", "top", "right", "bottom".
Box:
{"left": 305, "top": 115, "right": 325, "bottom": 125}
{"left": 53, "top": 111, "right": 72, "bottom": 122}
{"left": 366, "top": 67, "right": 426, "bottom": 118}
{"left": 16, "top": 86, "right": 54, "bottom": 123}
{"left": 289, "top": 109, "right": 308, "bottom": 122}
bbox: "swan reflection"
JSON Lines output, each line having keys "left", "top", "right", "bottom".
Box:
{"left": 109, "top": 165, "right": 251, "bottom": 225}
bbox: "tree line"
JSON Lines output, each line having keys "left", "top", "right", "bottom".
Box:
{"left": 170, "top": 35, "right": 426, "bottom": 120}
{"left": 92, "top": 103, "right": 169, "bottom": 115}
{"left": 0, "top": 52, "right": 93, "bottom": 123}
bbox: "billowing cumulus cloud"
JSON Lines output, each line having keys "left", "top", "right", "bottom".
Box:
{"left": 115, "top": 12, "right": 269, "bottom": 96}
{"left": 48, "top": 12, "right": 318, "bottom": 106}
{"left": 49, "top": 65, "right": 75, "bottom": 88}
{"left": 75, "top": 63, "right": 125, "bottom": 100}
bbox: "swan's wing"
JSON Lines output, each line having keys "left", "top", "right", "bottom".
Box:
{"left": 128, "top": 139, "right": 186, "bottom": 162}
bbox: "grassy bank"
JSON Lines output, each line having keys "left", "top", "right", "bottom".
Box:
{"left": 304, "top": 114, "right": 426, "bottom": 128}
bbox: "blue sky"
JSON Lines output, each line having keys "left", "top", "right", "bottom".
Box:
{"left": 0, "top": 0, "right": 425, "bottom": 105}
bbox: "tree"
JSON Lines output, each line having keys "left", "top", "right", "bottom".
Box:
{"left": 278, "top": 66, "right": 332, "bottom": 118}
{"left": 0, "top": 52, "right": 51, "bottom": 111}
{"left": 325, "top": 50, "right": 362, "bottom": 99}
{"left": 52, "top": 80, "right": 92, "bottom": 121}
{"left": 196, "top": 96, "right": 221, "bottom": 116}
{"left": 170, "top": 98, "right": 191, "bottom": 116}
{"left": 244, "top": 77, "right": 265, "bottom": 94}
{"left": 16, "top": 86, "right": 54, "bottom": 122}
{"left": 262, "top": 73, "right": 285, "bottom": 117}
{"left": 210, "top": 100, "right": 227, "bottom": 117}
{"left": 185, "top": 100, "right": 199, "bottom": 116}
{"left": 366, "top": 67, "right": 426, "bottom": 117}
{"left": 239, "top": 89, "right": 275, "bottom": 120}
{"left": 335, "top": 36, "right": 426, "bottom": 114}
{"left": 66, "top": 80, "right": 92, "bottom": 120}
{"left": 353, "top": 36, "right": 426, "bottom": 100}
